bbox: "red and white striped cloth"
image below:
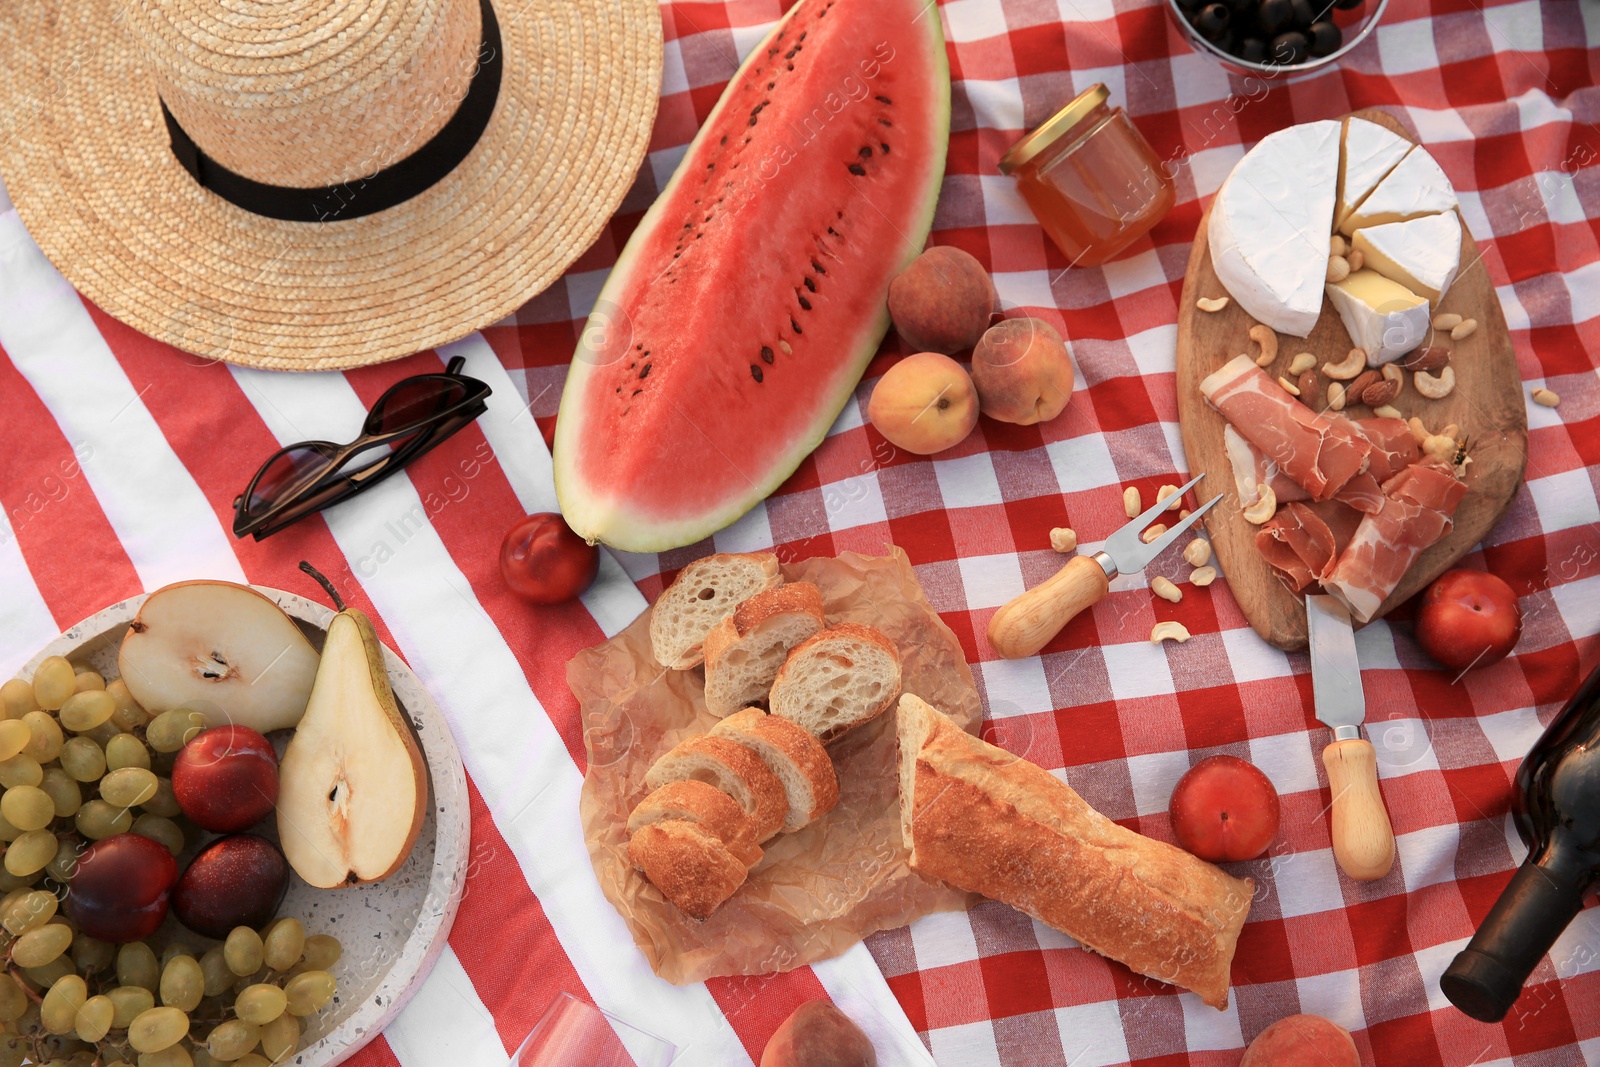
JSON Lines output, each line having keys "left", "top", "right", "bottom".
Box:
{"left": 3, "top": 0, "right": 1599, "bottom": 1064}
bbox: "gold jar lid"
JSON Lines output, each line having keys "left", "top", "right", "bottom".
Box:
{"left": 998, "top": 83, "right": 1111, "bottom": 175}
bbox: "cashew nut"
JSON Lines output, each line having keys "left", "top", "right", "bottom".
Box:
{"left": 1249, "top": 324, "right": 1279, "bottom": 368}
{"left": 1450, "top": 318, "right": 1479, "bottom": 341}
{"left": 1532, "top": 387, "right": 1560, "bottom": 408}
{"left": 1422, "top": 434, "right": 1457, "bottom": 464}
{"left": 1049, "top": 527, "right": 1077, "bottom": 553}
{"left": 1441, "top": 423, "right": 1460, "bottom": 439}
{"left": 1327, "top": 381, "right": 1347, "bottom": 411}
{"left": 1381, "top": 363, "right": 1404, "bottom": 386}
{"left": 1123, "top": 486, "right": 1141, "bottom": 518}
{"left": 1373, "top": 404, "right": 1404, "bottom": 420}
{"left": 1278, "top": 375, "right": 1301, "bottom": 396}
{"left": 1414, "top": 365, "right": 1456, "bottom": 399}
{"left": 1151, "top": 621, "right": 1192, "bottom": 644}
{"left": 1197, "top": 296, "right": 1230, "bottom": 313}
{"left": 1141, "top": 523, "right": 1168, "bottom": 544}
{"left": 1184, "top": 538, "right": 1212, "bottom": 568}
{"left": 1407, "top": 416, "right": 1429, "bottom": 444}
{"left": 1151, "top": 576, "right": 1183, "bottom": 603}
{"left": 1190, "top": 565, "right": 1218, "bottom": 587}
{"left": 1432, "top": 312, "right": 1462, "bottom": 331}
{"left": 1326, "top": 255, "right": 1351, "bottom": 283}
{"left": 1242, "top": 484, "right": 1277, "bottom": 525}
{"left": 1288, "top": 352, "right": 1318, "bottom": 376}
{"left": 1156, "top": 484, "right": 1181, "bottom": 511}
{"left": 1323, "top": 347, "right": 1368, "bottom": 380}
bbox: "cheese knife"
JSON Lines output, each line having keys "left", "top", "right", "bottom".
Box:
{"left": 988, "top": 474, "right": 1222, "bottom": 659}
{"left": 1307, "top": 593, "right": 1396, "bottom": 881}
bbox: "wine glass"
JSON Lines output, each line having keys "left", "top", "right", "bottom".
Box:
{"left": 512, "top": 992, "right": 677, "bottom": 1067}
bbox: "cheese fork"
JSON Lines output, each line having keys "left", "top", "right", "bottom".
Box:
{"left": 988, "top": 474, "right": 1223, "bottom": 659}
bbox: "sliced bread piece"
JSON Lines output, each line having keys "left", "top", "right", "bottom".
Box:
{"left": 649, "top": 552, "right": 783, "bottom": 670}
{"left": 628, "top": 820, "right": 748, "bottom": 921}
{"left": 627, "top": 780, "right": 762, "bottom": 868}
{"left": 710, "top": 708, "right": 839, "bottom": 832}
{"left": 769, "top": 622, "right": 902, "bottom": 742}
{"left": 702, "top": 582, "right": 827, "bottom": 717}
{"left": 644, "top": 734, "right": 789, "bottom": 841}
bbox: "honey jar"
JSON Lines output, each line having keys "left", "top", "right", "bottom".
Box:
{"left": 999, "top": 85, "right": 1174, "bottom": 268}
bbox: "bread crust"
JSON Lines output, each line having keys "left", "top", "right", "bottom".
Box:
{"left": 644, "top": 734, "right": 790, "bottom": 841}
{"left": 770, "top": 622, "right": 903, "bottom": 740}
{"left": 712, "top": 708, "right": 840, "bottom": 829}
{"left": 897, "top": 695, "right": 1253, "bottom": 1010}
{"left": 730, "top": 581, "right": 826, "bottom": 636}
{"left": 628, "top": 820, "right": 747, "bottom": 921}
{"left": 627, "top": 780, "right": 763, "bottom": 868}
{"left": 649, "top": 552, "right": 782, "bottom": 669}
{"left": 701, "top": 584, "right": 828, "bottom": 717}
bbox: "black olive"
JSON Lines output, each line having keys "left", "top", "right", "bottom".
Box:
{"left": 1177, "top": 0, "right": 1207, "bottom": 12}
{"left": 1224, "top": 0, "right": 1259, "bottom": 18}
{"left": 1239, "top": 36, "right": 1267, "bottom": 63}
{"left": 1209, "top": 28, "right": 1236, "bottom": 52}
{"left": 1257, "top": 0, "right": 1292, "bottom": 35}
{"left": 1332, "top": 0, "right": 1363, "bottom": 8}
{"left": 1270, "top": 29, "right": 1309, "bottom": 64}
{"left": 1194, "top": 3, "right": 1230, "bottom": 35}
{"left": 1308, "top": 20, "right": 1343, "bottom": 55}
{"left": 1287, "top": 0, "right": 1315, "bottom": 28}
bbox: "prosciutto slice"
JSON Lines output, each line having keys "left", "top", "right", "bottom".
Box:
{"left": 1324, "top": 460, "right": 1468, "bottom": 622}
{"left": 1201, "top": 355, "right": 1371, "bottom": 502}
{"left": 1255, "top": 501, "right": 1366, "bottom": 592}
{"left": 1223, "top": 417, "right": 1419, "bottom": 515}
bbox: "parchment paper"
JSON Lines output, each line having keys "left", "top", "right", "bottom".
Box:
{"left": 573, "top": 548, "right": 981, "bottom": 984}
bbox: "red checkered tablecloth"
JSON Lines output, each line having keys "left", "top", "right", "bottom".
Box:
{"left": 3, "top": 1, "right": 1599, "bottom": 1064}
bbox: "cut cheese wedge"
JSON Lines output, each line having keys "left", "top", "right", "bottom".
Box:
{"left": 1339, "top": 145, "right": 1456, "bottom": 235}
{"left": 1326, "top": 269, "right": 1431, "bottom": 366}
{"left": 1352, "top": 212, "right": 1462, "bottom": 306}
{"left": 1208, "top": 120, "right": 1341, "bottom": 337}
{"left": 1336, "top": 118, "right": 1413, "bottom": 231}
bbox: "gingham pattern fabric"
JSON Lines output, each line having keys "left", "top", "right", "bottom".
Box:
{"left": 2, "top": 0, "right": 1597, "bottom": 1064}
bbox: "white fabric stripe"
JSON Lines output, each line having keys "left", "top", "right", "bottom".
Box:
{"left": 448, "top": 344, "right": 937, "bottom": 1064}
{"left": 228, "top": 363, "right": 755, "bottom": 1066}
{"left": 382, "top": 946, "right": 510, "bottom": 1064}
{"left": 0, "top": 213, "right": 245, "bottom": 590}
{"left": 0, "top": 507, "right": 59, "bottom": 678}
{"left": 437, "top": 336, "right": 638, "bottom": 638}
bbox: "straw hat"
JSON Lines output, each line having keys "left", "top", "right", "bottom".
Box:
{"left": 0, "top": 0, "right": 662, "bottom": 371}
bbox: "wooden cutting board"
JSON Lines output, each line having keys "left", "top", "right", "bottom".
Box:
{"left": 1174, "top": 108, "right": 1527, "bottom": 652}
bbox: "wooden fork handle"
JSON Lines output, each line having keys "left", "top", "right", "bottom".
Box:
{"left": 987, "top": 555, "right": 1110, "bottom": 660}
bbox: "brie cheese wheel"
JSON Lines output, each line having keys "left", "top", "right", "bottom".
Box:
{"left": 1336, "top": 118, "right": 1413, "bottom": 230}
{"left": 1351, "top": 212, "right": 1462, "bottom": 306}
{"left": 1326, "top": 269, "right": 1431, "bottom": 365}
{"left": 1208, "top": 120, "right": 1341, "bottom": 337}
{"left": 1339, "top": 146, "right": 1457, "bottom": 234}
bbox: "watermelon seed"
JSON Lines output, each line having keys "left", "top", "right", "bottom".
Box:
{"left": 812, "top": 259, "right": 825, "bottom": 275}
{"left": 847, "top": 164, "right": 866, "bottom": 176}
{"left": 798, "top": 295, "right": 811, "bottom": 311}
{"left": 748, "top": 116, "right": 759, "bottom": 127}
{"left": 767, "top": 81, "right": 775, "bottom": 90}
{"left": 780, "top": 341, "right": 793, "bottom": 355}
{"left": 751, "top": 365, "right": 764, "bottom": 383}
{"left": 707, "top": 162, "right": 715, "bottom": 171}
{"left": 879, "top": 118, "right": 893, "bottom": 128}
{"left": 798, "top": 31, "right": 806, "bottom": 41}
{"left": 790, "top": 317, "right": 803, "bottom": 334}
{"left": 786, "top": 63, "right": 794, "bottom": 71}
{"left": 635, "top": 344, "right": 643, "bottom": 350}
{"left": 858, "top": 146, "right": 873, "bottom": 159}
{"left": 632, "top": 389, "right": 643, "bottom": 396}
{"left": 876, "top": 95, "right": 892, "bottom": 105}
{"left": 804, "top": 277, "right": 816, "bottom": 292}
{"left": 720, "top": 135, "right": 728, "bottom": 146}
{"left": 881, "top": 143, "right": 891, "bottom": 154}
{"left": 639, "top": 364, "right": 652, "bottom": 379}
{"left": 761, "top": 346, "right": 775, "bottom": 364}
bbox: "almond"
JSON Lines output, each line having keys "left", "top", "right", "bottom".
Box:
{"left": 1402, "top": 347, "right": 1450, "bottom": 373}
{"left": 1347, "top": 369, "right": 1381, "bottom": 397}
{"left": 1296, "top": 369, "right": 1318, "bottom": 401}
{"left": 1361, "top": 378, "right": 1401, "bottom": 407}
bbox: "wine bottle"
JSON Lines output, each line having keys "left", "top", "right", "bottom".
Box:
{"left": 1441, "top": 659, "right": 1600, "bottom": 1022}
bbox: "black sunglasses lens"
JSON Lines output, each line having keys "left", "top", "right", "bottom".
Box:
{"left": 367, "top": 377, "right": 471, "bottom": 435}
{"left": 246, "top": 447, "right": 334, "bottom": 515}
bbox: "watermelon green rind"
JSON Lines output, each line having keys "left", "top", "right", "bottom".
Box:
{"left": 553, "top": 0, "right": 950, "bottom": 553}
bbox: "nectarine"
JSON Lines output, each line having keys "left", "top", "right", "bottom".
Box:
{"left": 761, "top": 1001, "right": 875, "bottom": 1067}
{"left": 970, "top": 317, "right": 1074, "bottom": 425}
{"left": 867, "top": 353, "right": 979, "bottom": 456}
{"left": 887, "top": 247, "right": 996, "bottom": 354}
{"left": 1240, "top": 1014, "right": 1359, "bottom": 1067}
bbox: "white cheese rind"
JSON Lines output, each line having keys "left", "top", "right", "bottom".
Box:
{"left": 1352, "top": 212, "right": 1462, "bottom": 306}
{"left": 1208, "top": 120, "right": 1341, "bottom": 338}
{"left": 1336, "top": 119, "right": 1413, "bottom": 230}
{"left": 1325, "top": 271, "right": 1431, "bottom": 365}
{"left": 1339, "top": 145, "right": 1457, "bottom": 234}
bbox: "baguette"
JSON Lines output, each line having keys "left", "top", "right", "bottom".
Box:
{"left": 649, "top": 552, "right": 782, "bottom": 670}
{"left": 702, "top": 582, "right": 827, "bottom": 717}
{"left": 710, "top": 708, "right": 839, "bottom": 833}
{"left": 896, "top": 694, "right": 1253, "bottom": 1009}
{"left": 628, "top": 820, "right": 747, "bottom": 921}
{"left": 768, "top": 623, "right": 902, "bottom": 741}
{"left": 644, "top": 734, "right": 789, "bottom": 841}
{"left": 627, "top": 780, "right": 763, "bottom": 868}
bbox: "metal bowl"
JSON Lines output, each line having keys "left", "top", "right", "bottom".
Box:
{"left": 1163, "top": 0, "right": 1390, "bottom": 79}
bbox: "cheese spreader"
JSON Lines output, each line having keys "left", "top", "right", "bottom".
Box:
{"left": 1307, "top": 593, "right": 1396, "bottom": 881}
{"left": 988, "top": 474, "right": 1223, "bottom": 659}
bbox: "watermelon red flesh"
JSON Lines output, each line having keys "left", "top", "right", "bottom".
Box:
{"left": 554, "top": 0, "right": 949, "bottom": 552}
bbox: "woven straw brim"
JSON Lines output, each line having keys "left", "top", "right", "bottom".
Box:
{"left": 0, "top": 0, "right": 662, "bottom": 371}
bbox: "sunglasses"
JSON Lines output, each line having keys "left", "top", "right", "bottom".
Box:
{"left": 232, "top": 356, "right": 491, "bottom": 540}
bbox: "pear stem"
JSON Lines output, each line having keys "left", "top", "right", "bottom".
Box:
{"left": 299, "top": 561, "right": 346, "bottom": 612}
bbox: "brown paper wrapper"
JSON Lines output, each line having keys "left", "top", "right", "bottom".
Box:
{"left": 573, "top": 548, "right": 981, "bottom": 984}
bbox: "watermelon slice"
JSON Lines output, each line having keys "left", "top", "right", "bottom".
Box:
{"left": 554, "top": 0, "right": 950, "bottom": 552}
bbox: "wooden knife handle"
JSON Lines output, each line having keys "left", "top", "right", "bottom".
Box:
{"left": 987, "top": 555, "right": 1110, "bottom": 660}
{"left": 1323, "top": 738, "right": 1396, "bottom": 881}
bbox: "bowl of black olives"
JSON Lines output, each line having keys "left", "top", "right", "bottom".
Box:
{"left": 1166, "top": 0, "right": 1388, "bottom": 76}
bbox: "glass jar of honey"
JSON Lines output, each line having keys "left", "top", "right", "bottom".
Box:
{"left": 999, "top": 85, "right": 1174, "bottom": 268}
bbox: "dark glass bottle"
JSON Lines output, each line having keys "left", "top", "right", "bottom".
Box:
{"left": 1441, "top": 660, "right": 1600, "bottom": 1022}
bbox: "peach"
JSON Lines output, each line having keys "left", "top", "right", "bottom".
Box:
{"left": 760, "top": 1001, "right": 876, "bottom": 1067}
{"left": 887, "top": 246, "right": 996, "bottom": 354}
{"left": 969, "top": 317, "right": 1074, "bottom": 426}
{"left": 1241, "top": 1014, "right": 1360, "bottom": 1067}
{"left": 866, "top": 352, "right": 979, "bottom": 456}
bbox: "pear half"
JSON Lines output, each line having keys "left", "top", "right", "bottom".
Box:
{"left": 118, "top": 581, "right": 320, "bottom": 732}
{"left": 277, "top": 608, "right": 428, "bottom": 888}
